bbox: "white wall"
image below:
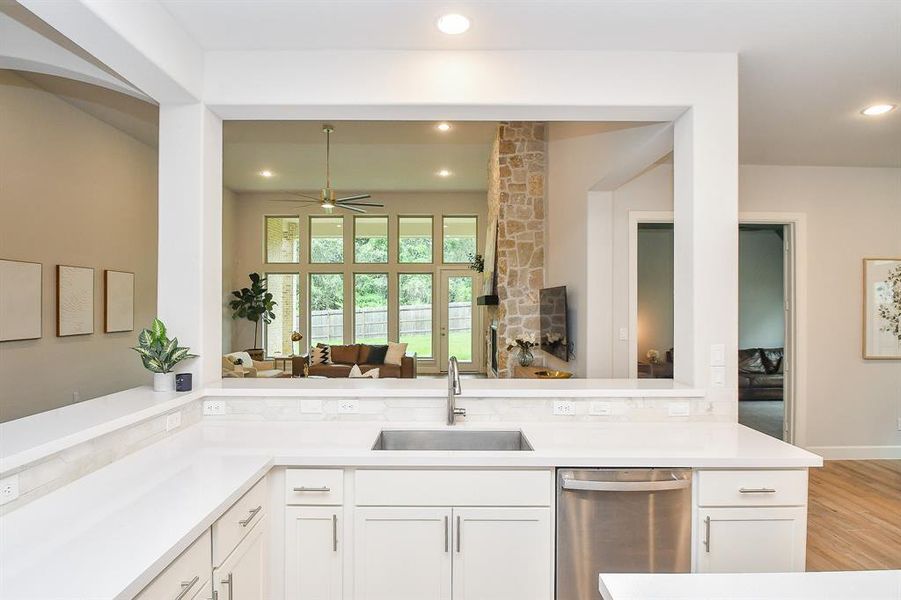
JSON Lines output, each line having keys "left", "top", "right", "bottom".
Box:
{"left": 740, "top": 165, "right": 901, "bottom": 457}
{"left": 222, "top": 186, "right": 238, "bottom": 354}
{"left": 739, "top": 229, "right": 785, "bottom": 349}
{"left": 0, "top": 70, "right": 158, "bottom": 421}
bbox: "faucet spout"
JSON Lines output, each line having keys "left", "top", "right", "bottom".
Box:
{"left": 447, "top": 357, "right": 465, "bottom": 425}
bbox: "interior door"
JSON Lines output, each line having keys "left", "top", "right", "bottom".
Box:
{"left": 354, "top": 507, "right": 452, "bottom": 600}
{"left": 438, "top": 270, "right": 480, "bottom": 372}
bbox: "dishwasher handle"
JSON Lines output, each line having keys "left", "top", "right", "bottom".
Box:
{"left": 561, "top": 477, "right": 690, "bottom": 493}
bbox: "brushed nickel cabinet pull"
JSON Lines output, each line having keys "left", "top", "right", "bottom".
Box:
{"left": 238, "top": 505, "right": 262, "bottom": 527}
{"left": 444, "top": 515, "right": 449, "bottom": 552}
{"left": 175, "top": 576, "right": 199, "bottom": 600}
{"left": 220, "top": 572, "right": 233, "bottom": 600}
{"left": 456, "top": 515, "right": 461, "bottom": 553}
{"left": 332, "top": 513, "right": 338, "bottom": 552}
{"left": 739, "top": 487, "right": 776, "bottom": 494}
{"left": 293, "top": 486, "right": 331, "bottom": 492}
{"left": 703, "top": 516, "right": 711, "bottom": 553}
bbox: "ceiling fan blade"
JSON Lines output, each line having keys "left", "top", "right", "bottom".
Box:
{"left": 338, "top": 201, "right": 383, "bottom": 207}
{"left": 335, "top": 204, "right": 367, "bottom": 213}
{"left": 336, "top": 194, "right": 371, "bottom": 203}
{"left": 289, "top": 192, "right": 322, "bottom": 201}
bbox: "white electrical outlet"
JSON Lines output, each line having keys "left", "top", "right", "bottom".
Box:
{"left": 553, "top": 400, "right": 575, "bottom": 416}
{"left": 300, "top": 399, "right": 323, "bottom": 414}
{"left": 0, "top": 474, "right": 20, "bottom": 505}
{"left": 165, "top": 412, "right": 182, "bottom": 431}
{"left": 589, "top": 401, "right": 612, "bottom": 416}
{"left": 338, "top": 399, "right": 359, "bottom": 414}
{"left": 203, "top": 400, "right": 226, "bottom": 416}
{"left": 668, "top": 401, "right": 691, "bottom": 417}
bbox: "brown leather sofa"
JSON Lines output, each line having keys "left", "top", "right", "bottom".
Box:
{"left": 738, "top": 347, "right": 784, "bottom": 400}
{"left": 299, "top": 344, "right": 417, "bottom": 378}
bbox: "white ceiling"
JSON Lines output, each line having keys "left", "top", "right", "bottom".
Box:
{"left": 224, "top": 121, "right": 496, "bottom": 192}
{"left": 159, "top": 0, "right": 901, "bottom": 168}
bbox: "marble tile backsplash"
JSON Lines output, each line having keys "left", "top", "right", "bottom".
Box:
{"left": 1, "top": 400, "right": 203, "bottom": 515}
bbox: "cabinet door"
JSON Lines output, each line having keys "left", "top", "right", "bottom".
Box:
{"left": 191, "top": 579, "right": 212, "bottom": 600}
{"left": 214, "top": 515, "right": 268, "bottom": 600}
{"left": 354, "top": 507, "right": 452, "bottom": 600}
{"left": 451, "top": 507, "right": 552, "bottom": 600}
{"left": 286, "top": 506, "right": 342, "bottom": 600}
{"left": 697, "top": 507, "right": 806, "bottom": 573}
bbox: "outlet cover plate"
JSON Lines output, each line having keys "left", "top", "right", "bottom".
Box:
{"left": 338, "top": 399, "right": 359, "bottom": 414}
{"left": 553, "top": 400, "right": 576, "bottom": 416}
{"left": 300, "top": 399, "right": 323, "bottom": 414}
{"left": 668, "top": 401, "right": 691, "bottom": 417}
{"left": 0, "top": 474, "right": 20, "bottom": 505}
{"left": 165, "top": 412, "right": 182, "bottom": 431}
{"left": 203, "top": 400, "right": 226, "bottom": 416}
{"left": 589, "top": 401, "right": 612, "bottom": 416}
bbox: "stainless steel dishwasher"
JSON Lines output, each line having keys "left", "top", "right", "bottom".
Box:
{"left": 556, "top": 468, "right": 692, "bottom": 600}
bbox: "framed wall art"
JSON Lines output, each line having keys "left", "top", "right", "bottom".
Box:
{"left": 104, "top": 270, "right": 135, "bottom": 333}
{"left": 0, "top": 259, "right": 42, "bottom": 342}
{"left": 862, "top": 257, "right": 901, "bottom": 360}
{"left": 57, "top": 265, "right": 94, "bottom": 337}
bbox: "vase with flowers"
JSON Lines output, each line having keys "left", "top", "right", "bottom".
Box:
{"left": 507, "top": 334, "right": 538, "bottom": 367}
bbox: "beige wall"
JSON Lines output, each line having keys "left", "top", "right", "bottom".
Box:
{"left": 0, "top": 70, "right": 158, "bottom": 422}
{"left": 223, "top": 191, "right": 488, "bottom": 369}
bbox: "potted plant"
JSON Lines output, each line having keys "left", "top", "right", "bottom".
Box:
{"left": 132, "top": 318, "right": 197, "bottom": 391}
{"left": 229, "top": 272, "right": 277, "bottom": 358}
{"left": 506, "top": 333, "right": 538, "bottom": 367}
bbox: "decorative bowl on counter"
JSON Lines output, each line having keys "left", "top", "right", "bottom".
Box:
{"left": 533, "top": 369, "right": 573, "bottom": 379}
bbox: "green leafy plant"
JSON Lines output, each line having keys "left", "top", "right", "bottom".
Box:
{"left": 229, "top": 272, "right": 277, "bottom": 349}
{"left": 468, "top": 253, "right": 485, "bottom": 273}
{"left": 132, "top": 318, "right": 197, "bottom": 373}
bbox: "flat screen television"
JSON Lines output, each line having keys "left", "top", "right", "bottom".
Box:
{"left": 539, "top": 286, "right": 569, "bottom": 362}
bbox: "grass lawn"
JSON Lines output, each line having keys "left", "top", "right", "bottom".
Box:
{"left": 357, "top": 331, "right": 472, "bottom": 361}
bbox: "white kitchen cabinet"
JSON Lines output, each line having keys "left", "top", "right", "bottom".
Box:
{"left": 451, "top": 507, "right": 552, "bottom": 600}
{"left": 214, "top": 515, "right": 268, "bottom": 600}
{"left": 134, "top": 529, "right": 211, "bottom": 600}
{"left": 354, "top": 507, "right": 452, "bottom": 600}
{"left": 192, "top": 579, "right": 213, "bottom": 600}
{"left": 697, "top": 506, "right": 807, "bottom": 573}
{"left": 285, "top": 506, "right": 343, "bottom": 600}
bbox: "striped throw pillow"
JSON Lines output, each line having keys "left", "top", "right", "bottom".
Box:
{"left": 310, "top": 344, "right": 331, "bottom": 366}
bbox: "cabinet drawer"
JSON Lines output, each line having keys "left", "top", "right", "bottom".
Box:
{"left": 355, "top": 470, "right": 552, "bottom": 506}
{"left": 697, "top": 470, "right": 807, "bottom": 507}
{"left": 285, "top": 469, "right": 344, "bottom": 505}
{"left": 135, "top": 529, "right": 211, "bottom": 600}
{"left": 213, "top": 476, "right": 268, "bottom": 566}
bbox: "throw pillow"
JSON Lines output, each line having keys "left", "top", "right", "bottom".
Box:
{"left": 309, "top": 344, "right": 331, "bottom": 366}
{"left": 330, "top": 344, "right": 361, "bottom": 365}
{"left": 348, "top": 364, "right": 380, "bottom": 379}
{"left": 365, "top": 345, "right": 389, "bottom": 365}
{"left": 384, "top": 341, "right": 408, "bottom": 366}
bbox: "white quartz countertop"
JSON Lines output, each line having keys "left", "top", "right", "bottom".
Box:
{"left": 598, "top": 571, "right": 901, "bottom": 599}
{"left": 206, "top": 377, "right": 705, "bottom": 398}
{"left": 0, "top": 421, "right": 820, "bottom": 599}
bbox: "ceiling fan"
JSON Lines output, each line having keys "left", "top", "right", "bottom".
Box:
{"left": 279, "top": 124, "right": 383, "bottom": 213}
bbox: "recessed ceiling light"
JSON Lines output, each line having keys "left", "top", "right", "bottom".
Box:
{"left": 436, "top": 122, "right": 452, "bottom": 132}
{"left": 259, "top": 170, "right": 273, "bottom": 177}
{"left": 437, "top": 169, "right": 452, "bottom": 177}
{"left": 436, "top": 14, "right": 470, "bottom": 35}
{"left": 861, "top": 104, "right": 896, "bottom": 116}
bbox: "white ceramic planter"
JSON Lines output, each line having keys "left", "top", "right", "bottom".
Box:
{"left": 153, "top": 372, "right": 175, "bottom": 392}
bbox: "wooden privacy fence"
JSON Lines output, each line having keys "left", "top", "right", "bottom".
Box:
{"left": 309, "top": 302, "right": 472, "bottom": 341}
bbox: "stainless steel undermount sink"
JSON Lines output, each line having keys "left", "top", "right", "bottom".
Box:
{"left": 371, "top": 429, "right": 534, "bottom": 451}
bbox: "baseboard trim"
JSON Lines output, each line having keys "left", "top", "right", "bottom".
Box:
{"left": 806, "top": 445, "right": 901, "bottom": 460}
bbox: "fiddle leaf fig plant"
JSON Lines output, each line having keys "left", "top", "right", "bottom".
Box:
{"left": 132, "top": 318, "right": 197, "bottom": 373}
{"left": 229, "top": 272, "right": 277, "bottom": 349}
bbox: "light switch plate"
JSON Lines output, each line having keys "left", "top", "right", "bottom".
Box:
{"left": 165, "top": 412, "right": 181, "bottom": 431}
{"left": 710, "top": 344, "right": 726, "bottom": 367}
{"left": 553, "top": 400, "right": 576, "bottom": 416}
{"left": 0, "top": 474, "right": 20, "bottom": 505}
{"left": 619, "top": 328, "right": 629, "bottom": 341}
{"left": 301, "top": 399, "right": 323, "bottom": 414}
{"left": 589, "top": 401, "right": 612, "bottom": 416}
{"left": 668, "top": 401, "right": 690, "bottom": 417}
{"left": 710, "top": 366, "right": 726, "bottom": 387}
{"left": 203, "top": 400, "right": 226, "bottom": 416}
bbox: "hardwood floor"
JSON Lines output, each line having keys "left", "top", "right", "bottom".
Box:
{"left": 806, "top": 460, "right": 901, "bottom": 571}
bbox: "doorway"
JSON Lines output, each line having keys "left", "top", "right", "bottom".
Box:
{"left": 438, "top": 269, "right": 481, "bottom": 372}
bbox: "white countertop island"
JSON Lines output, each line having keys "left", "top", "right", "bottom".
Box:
{"left": 599, "top": 571, "right": 901, "bottom": 599}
